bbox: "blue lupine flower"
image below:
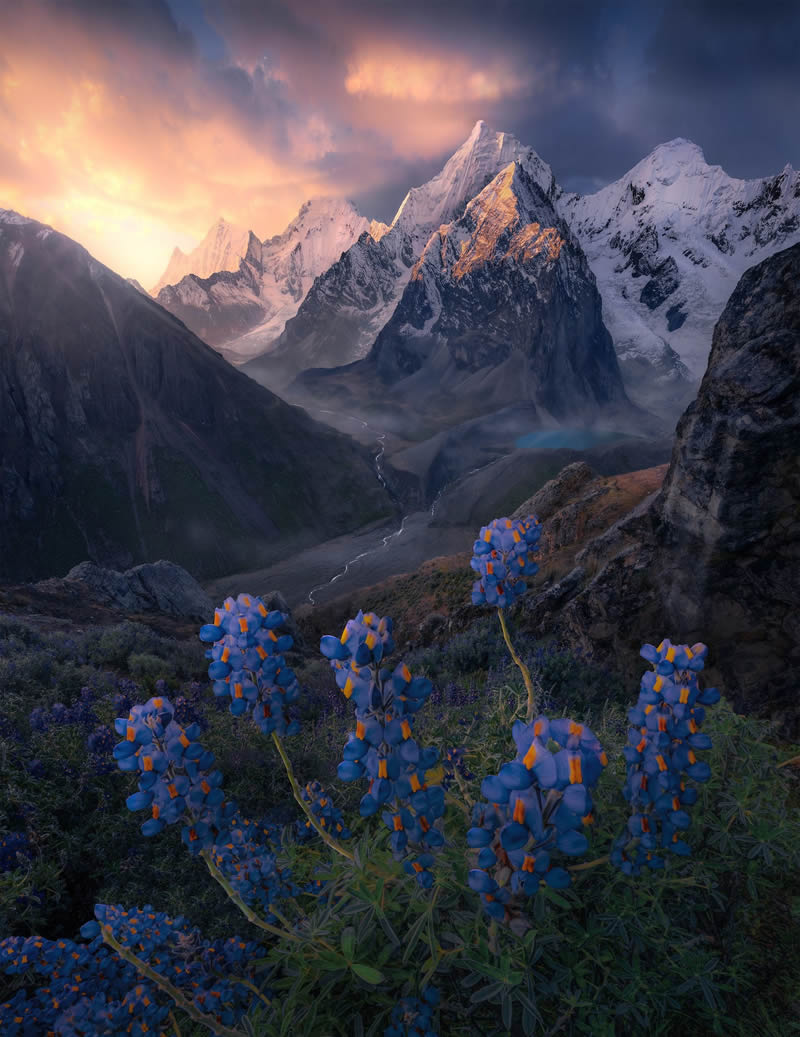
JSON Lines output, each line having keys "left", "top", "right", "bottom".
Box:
{"left": 113, "top": 695, "right": 237, "bottom": 853}
{"left": 1, "top": 905, "right": 272, "bottom": 1034}
{"left": 470, "top": 515, "right": 541, "bottom": 608}
{"left": 385, "top": 986, "right": 440, "bottom": 1037}
{"left": 295, "top": 780, "right": 352, "bottom": 842}
{"left": 321, "top": 611, "right": 445, "bottom": 884}
{"left": 612, "top": 640, "right": 720, "bottom": 875}
{"left": 201, "top": 594, "right": 301, "bottom": 737}
{"left": 468, "top": 715, "right": 607, "bottom": 923}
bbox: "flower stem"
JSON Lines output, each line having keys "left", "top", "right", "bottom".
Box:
{"left": 496, "top": 608, "right": 537, "bottom": 722}
{"left": 567, "top": 854, "right": 609, "bottom": 872}
{"left": 100, "top": 925, "right": 246, "bottom": 1037}
{"left": 201, "top": 849, "right": 302, "bottom": 942}
{"left": 271, "top": 732, "right": 356, "bottom": 862}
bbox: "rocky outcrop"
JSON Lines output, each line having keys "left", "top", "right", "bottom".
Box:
{"left": 512, "top": 462, "right": 597, "bottom": 522}
{"left": 35, "top": 560, "right": 214, "bottom": 620}
{"left": 520, "top": 243, "right": 800, "bottom": 736}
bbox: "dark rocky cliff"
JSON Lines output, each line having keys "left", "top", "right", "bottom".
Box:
{"left": 521, "top": 243, "right": 800, "bottom": 735}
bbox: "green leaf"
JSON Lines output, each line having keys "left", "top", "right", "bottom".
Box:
{"left": 402, "top": 911, "right": 430, "bottom": 965}
{"left": 340, "top": 925, "right": 355, "bottom": 960}
{"left": 539, "top": 885, "right": 571, "bottom": 909}
{"left": 351, "top": 963, "right": 385, "bottom": 985}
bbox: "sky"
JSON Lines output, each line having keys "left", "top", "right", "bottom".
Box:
{"left": 1, "top": 0, "right": 797, "bottom": 288}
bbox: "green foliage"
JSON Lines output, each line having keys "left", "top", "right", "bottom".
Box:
{"left": 1, "top": 609, "right": 799, "bottom": 1035}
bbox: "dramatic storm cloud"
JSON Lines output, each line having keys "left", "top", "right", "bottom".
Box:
{"left": 0, "top": 0, "right": 795, "bottom": 284}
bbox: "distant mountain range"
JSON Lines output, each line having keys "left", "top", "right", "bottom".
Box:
{"left": 154, "top": 199, "right": 375, "bottom": 361}
{"left": 0, "top": 210, "right": 397, "bottom": 582}
{"left": 151, "top": 122, "right": 799, "bottom": 412}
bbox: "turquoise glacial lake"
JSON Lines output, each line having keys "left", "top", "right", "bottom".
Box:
{"left": 515, "top": 428, "right": 626, "bottom": 449}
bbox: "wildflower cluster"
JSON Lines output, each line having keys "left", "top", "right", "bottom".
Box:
{"left": 385, "top": 985, "right": 440, "bottom": 1037}
{"left": 320, "top": 611, "right": 445, "bottom": 886}
{"left": 79, "top": 905, "right": 266, "bottom": 1030}
{"left": 29, "top": 688, "right": 99, "bottom": 735}
{"left": 87, "top": 723, "right": 116, "bottom": 774}
{"left": 611, "top": 639, "right": 721, "bottom": 874}
{"left": 113, "top": 695, "right": 236, "bottom": 853}
{"left": 210, "top": 813, "right": 295, "bottom": 920}
{"left": 295, "top": 780, "right": 352, "bottom": 842}
{"left": 0, "top": 832, "right": 31, "bottom": 872}
{"left": 470, "top": 515, "right": 541, "bottom": 607}
{"left": 1, "top": 929, "right": 165, "bottom": 1036}
{"left": 200, "top": 594, "right": 300, "bottom": 737}
{"left": 468, "top": 716, "right": 607, "bottom": 922}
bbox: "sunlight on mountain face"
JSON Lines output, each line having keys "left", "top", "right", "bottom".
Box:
{"left": 433, "top": 165, "right": 565, "bottom": 280}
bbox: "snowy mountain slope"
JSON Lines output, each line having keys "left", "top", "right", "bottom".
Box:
{"left": 155, "top": 198, "right": 371, "bottom": 355}
{"left": 293, "top": 161, "right": 635, "bottom": 433}
{"left": 150, "top": 217, "right": 251, "bottom": 295}
{"left": 243, "top": 121, "right": 557, "bottom": 385}
{"left": 557, "top": 139, "right": 800, "bottom": 393}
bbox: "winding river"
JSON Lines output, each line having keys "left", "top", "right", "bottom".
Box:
{"left": 305, "top": 409, "right": 409, "bottom": 605}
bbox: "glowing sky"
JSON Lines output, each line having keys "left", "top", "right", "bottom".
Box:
{"left": 1, "top": 0, "right": 796, "bottom": 286}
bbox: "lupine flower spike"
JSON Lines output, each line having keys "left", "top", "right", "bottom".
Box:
{"left": 321, "top": 611, "right": 445, "bottom": 887}
{"left": 611, "top": 639, "right": 720, "bottom": 875}
{"left": 471, "top": 515, "right": 542, "bottom": 720}
{"left": 468, "top": 715, "right": 607, "bottom": 928}
{"left": 199, "top": 594, "right": 300, "bottom": 737}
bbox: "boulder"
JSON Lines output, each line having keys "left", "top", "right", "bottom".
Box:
{"left": 52, "top": 559, "right": 214, "bottom": 621}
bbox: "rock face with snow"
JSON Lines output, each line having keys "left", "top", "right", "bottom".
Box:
{"left": 244, "top": 121, "right": 558, "bottom": 388}
{"left": 293, "top": 161, "right": 633, "bottom": 431}
{"left": 0, "top": 210, "right": 395, "bottom": 582}
{"left": 522, "top": 243, "right": 800, "bottom": 736}
{"left": 151, "top": 217, "right": 251, "bottom": 296}
{"left": 156, "top": 199, "right": 371, "bottom": 358}
{"left": 557, "top": 139, "right": 800, "bottom": 407}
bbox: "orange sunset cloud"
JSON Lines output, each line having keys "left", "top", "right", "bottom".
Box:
{"left": 0, "top": 1, "right": 538, "bottom": 285}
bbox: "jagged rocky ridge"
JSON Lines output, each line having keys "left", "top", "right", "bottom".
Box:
{"left": 0, "top": 210, "right": 396, "bottom": 582}
{"left": 291, "top": 161, "right": 635, "bottom": 432}
{"left": 151, "top": 217, "right": 251, "bottom": 296}
{"left": 519, "top": 243, "right": 800, "bottom": 736}
{"left": 156, "top": 199, "right": 372, "bottom": 358}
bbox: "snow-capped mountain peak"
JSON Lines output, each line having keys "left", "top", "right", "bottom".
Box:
{"left": 155, "top": 198, "right": 372, "bottom": 357}
{"left": 557, "top": 140, "right": 800, "bottom": 401}
{"left": 390, "top": 120, "right": 555, "bottom": 238}
{"left": 150, "top": 216, "right": 251, "bottom": 295}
